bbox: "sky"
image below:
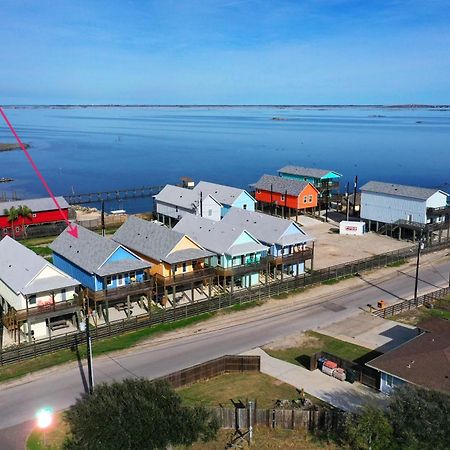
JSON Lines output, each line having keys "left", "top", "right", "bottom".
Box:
{"left": 1, "top": 0, "right": 450, "bottom": 104}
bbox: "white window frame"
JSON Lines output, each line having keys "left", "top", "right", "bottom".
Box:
{"left": 116, "top": 274, "right": 125, "bottom": 287}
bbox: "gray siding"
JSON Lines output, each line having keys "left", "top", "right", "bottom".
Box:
{"left": 361, "top": 191, "right": 427, "bottom": 224}
{"left": 156, "top": 201, "right": 194, "bottom": 220}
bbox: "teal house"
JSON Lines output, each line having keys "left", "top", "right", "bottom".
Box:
{"left": 173, "top": 215, "right": 267, "bottom": 289}
{"left": 193, "top": 181, "right": 256, "bottom": 218}
{"left": 278, "top": 166, "right": 342, "bottom": 194}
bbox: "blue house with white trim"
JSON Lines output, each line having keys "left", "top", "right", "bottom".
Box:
{"left": 278, "top": 166, "right": 342, "bottom": 195}
{"left": 50, "top": 225, "right": 150, "bottom": 306}
{"left": 193, "top": 181, "right": 256, "bottom": 218}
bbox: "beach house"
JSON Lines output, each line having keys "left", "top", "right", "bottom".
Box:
{"left": 0, "top": 236, "right": 80, "bottom": 342}
{"left": 50, "top": 225, "right": 151, "bottom": 314}
{"left": 192, "top": 181, "right": 256, "bottom": 218}
{"left": 360, "top": 181, "right": 449, "bottom": 241}
{"left": 278, "top": 166, "right": 342, "bottom": 194}
{"left": 174, "top": 215, "right": 268, "bottom": 290}
{"left": 221, "top": 208, "right": 314, "bottom": 278}
{"left": 112, "top": 216, "right": 215, "bottom": 304}
{"left": 154, "top": 184, "right": 222, "bottom": 224}
{"left": 0, "top": 196, "right": 70, "bottom": 238}
{"left": 253, "top": 174, "right": 319, "bottom": 217}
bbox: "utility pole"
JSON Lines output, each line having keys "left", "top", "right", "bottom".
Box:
{"left": 352, "top": 175, "right": 358, "bottom": 217}
{"left": 84, "top": 293, "right": 94, "bottom": 394}
{"left": 414, "top": 234, "right": 425, "bottom": 305}
{"left": 101, "top": 200, "right": 105, "bottom": 237}
{"left": 325, "top": 187, "right": 329, "bottom": 222}
{"left": 346, "top": 181, "right": 350, "bottom": 222}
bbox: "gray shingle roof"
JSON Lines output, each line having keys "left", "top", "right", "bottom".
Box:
{"left": 0, "top": 236, "right": 79, "bottom": 295}
{"left": 360, "top": 181, "right": 448, "bottom": 201}
{"left": 193, "top": 181, "right": 254, "bottom": 207}
{"left": 50, "top": 225, "right": 149, "bottom": 275}
{"left": 253, "top": 175, "right": 311, "bottom": 197}
{"left": 112, "top": 216, "right": 212, "bottom": 263}
{"left": 173, "top": 215, "right": 267, "bottom": 256}
{"left": 0, "top": 196, "right": 69, "bottom": 214}
{"left": 278, "top": 166, "right": 342, "bottom": 179}
{"left": 154, "top": 185, "right": 200, "bottom": 210}
{"left": 222, "top": 208, "right": 312, "bottom": 247}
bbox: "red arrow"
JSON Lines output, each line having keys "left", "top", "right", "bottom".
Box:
{"left": 0, "top": 106, "right": 78, "bottom": 238}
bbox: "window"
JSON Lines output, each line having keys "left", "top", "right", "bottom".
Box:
{"left": 130, "top": 272, "right": 136, "bottom": 282}
{"left": 28, "top": 295, "right": 37, "bottom": 305}
{"left": 175, "top": 206, "right": 179, "bottom": 213}
{"left": 243, "top": 204, "right": 247, "bottom": 210}
{"left": 182, "top": 262, "right": 187, "bottom": 273}
{"left": 385, "top": 374, "right": 394, "bottom": 387}
{"left": 303, "top": 195, "right": 307, "bottom": 203}
{"left": 106, "top": 276, "right": 113, "bottom": 286}
{"left": 280, "top": 195, "right": 285, "bottom": 201}
{"left": 173, "top": 265, "right": 178, "bottom": 273}
{"left": 61, "top": 289, "right": 67, "bottom": 301}
{"left": 308, "top": 195, "right": 313, "bottom": 203}
{"left": 208, "top": 209, "right": 212, "bottom": 216}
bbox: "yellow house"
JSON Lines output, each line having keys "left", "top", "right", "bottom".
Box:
{"left": 112, "top": 217, "right": 215, "bottom": 302}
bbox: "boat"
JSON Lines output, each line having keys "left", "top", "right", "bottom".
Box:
{"left": 0, "top": 177, "right": 13, "bottom": 183}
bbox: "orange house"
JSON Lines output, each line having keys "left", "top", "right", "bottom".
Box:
{"left": 253, "top": 174, "right": 319, "bottom": 210}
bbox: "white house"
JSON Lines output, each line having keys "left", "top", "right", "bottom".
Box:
{"left": 0, "top": 236, "right": 80, "bottom": 341}
{"left": 154, "top": 184, "right": 222, "bottom": 223}
{"left": 360, "top": 181, "right": 449, "bottom": 226}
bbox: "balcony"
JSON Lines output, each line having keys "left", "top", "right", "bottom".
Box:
{"left": 88, "top": 279, "right": 154, "bottom": 302}
{"left": 154, "top": 267, "right": 216, "bottom": 286}
{"left": 14, "top": 296, "right": 82, "bottom": 323}
{"left": 267, "top": 248, "right": 314, "bottom": 266}
{"left": 316, "top": 181, "right": 340, "bottom": 190}
{"left": 427, "top": 205, "right": 450, "bottom": 217}
{"left": 215, "top": 258, "right": 268, "bottom": 278}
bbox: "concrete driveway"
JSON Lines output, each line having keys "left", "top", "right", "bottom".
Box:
{"left": 242, "top": 348, "right": 388, "bottom": 413}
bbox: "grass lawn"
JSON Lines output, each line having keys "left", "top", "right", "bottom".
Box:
{"left": 265, "top": 330, "right": 380, "bottom": 368}
{"left": 393, "top": 295, "right": 450, "bottom": 325}
{"left": 26, "top": 245, "right": 53, "bottom": 259}
{"left": 27, "top": 413, "right": 69, "bottom": 450}
{"left": 178, "top": 372, "right": 301, "bottom": 409}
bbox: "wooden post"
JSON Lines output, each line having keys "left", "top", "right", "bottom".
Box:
{"left": 191, "top": 282, "right": 194, "bottom": 304}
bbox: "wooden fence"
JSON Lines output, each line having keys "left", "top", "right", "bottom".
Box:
{"left": 158, "top": 355, "right": 260, "bottom": 389}
{"left": 1, "top": 240, "right": 449, "bottom": 366}
{"left": 372, "top": 286, "right": 450, "bottom": 318}
{"left": 213, "top": 406, "right": 344, "bottom": 433}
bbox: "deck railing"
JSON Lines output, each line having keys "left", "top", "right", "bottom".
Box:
{"left": 154, "top": 267, "right": 216, "bottom": 286}
{"left": 215, "top": 258, "right": 268, "bottom": 277}
{"left": 87, "top": 279, "right": 154, "bottom": 302}
{"left": 267, "top": 248, "right": 313, "bottom": 266}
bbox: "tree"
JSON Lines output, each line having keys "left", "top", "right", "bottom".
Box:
{"left": 63, "top": 378, "right": 219, "bottom": 450}
{"left": 388, "top": 385, "right": 450, "bottom": 450}
{"left": 17, "top": 204, "right": 32, "bottom": 236}
{"left": 3, "top": 207, "right": 19, "bottom": 239}
{"left": 342, "top": 404, "right": 393, "bottom": 450}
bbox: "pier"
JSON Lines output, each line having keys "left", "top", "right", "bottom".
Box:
{"left": 65, "top": 185, "right": 165, "bottom": 205}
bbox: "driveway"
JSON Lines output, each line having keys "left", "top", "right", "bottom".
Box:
{"left": 242, "top": 348, "right": 388, "bottom": 413}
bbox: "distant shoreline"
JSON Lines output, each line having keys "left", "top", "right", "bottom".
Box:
{"left": 0, "top": 143, "right": 29, "bottom": 152}
{"left": 2, "top": 104, "right": 450, "bottom": 110}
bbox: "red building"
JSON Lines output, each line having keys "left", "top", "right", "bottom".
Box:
{"left": 253, "top": 174, "right": 319, "bottom": 210}
{"left": 0, "top": 197, "right": 69, "bottom": 238}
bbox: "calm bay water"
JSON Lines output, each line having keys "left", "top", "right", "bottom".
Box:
{"left": 0, "top": 106, "right": 449, "bottom": 213}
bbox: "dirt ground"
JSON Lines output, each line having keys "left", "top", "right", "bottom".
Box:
{"left": 297, "top": 215, "right": 411, "bottom": 269}
{"left": 263, "top": 332, "right": 321, "bottom": 351}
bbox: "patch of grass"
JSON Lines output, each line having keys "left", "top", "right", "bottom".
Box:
{"left": 265, "top": 330, "right": 380, "bottom": 369}
{"left": 26, "top": 245, "right": 52, "bottom": 258}
{"left": 0, "top": 313, "right": 214, "bottom": 384}
{"left": 179, "top": 372, "right": 301, "bottom": 409}
{"left": 387, "top": 258, "right": 407, "bottom": 268}
{"left": 26, "top": 413, "right": 69, "bottom": 450}
{"left": 20, "top": 236, "right": 56, "bottom": 246}
{"left": 322, "top": 274, "right": 354, "bottom": 285}
{"left": 393, "top": 295, "right": 450, "bottom": 325}
{"left": 226, "top": 300, "right": 266, "bottom": 312}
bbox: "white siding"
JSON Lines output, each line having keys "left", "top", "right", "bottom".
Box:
{"left": 425, "top": 191, "right": 448, "bottom": 209}
{"left": 200, "top": 196, "right": 221, "bottom": 221}
{"left": 361, "top": 191, "right": 428, "bottom": 224}
{"left": 0, "top": 281, "right": 23, "bottom": 310}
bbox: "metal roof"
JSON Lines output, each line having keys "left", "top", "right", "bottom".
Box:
{"left": 253, "top": 174, "right": 312, "bottom": 197}
{"left": 50, "top": 225, "right": 148, "bottom": 275}
{"left": 0, "top": 236, "right": 79, "bottom": 295}
{"left": 278, "top": 166, "right": 342, "bottom": 179}
{"left": 222, "top": 208, "right": 312, "bottom": 247}
{"left": 0, "top": 196, "right": 69, "bottom": 214}
{"left": 113, "top": 216, "right": 212, "bottom": 263}
{"left": 173, "top": 215, "right": 267, "bottom": 256}
{"left": 360, "top": 181, "right": 448, "bottom": 201}
{"left": 193, "top": 181, "right": 254, "bottom": 207}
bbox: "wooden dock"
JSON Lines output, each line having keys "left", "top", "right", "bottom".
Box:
{"left": 65, "top": 185, "right": 165, "bottom": 205}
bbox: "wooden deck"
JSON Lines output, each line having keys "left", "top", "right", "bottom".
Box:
{"left": 154, "top": 267, "right": 216, "bottom": 287}
{"left": 87, "top": 279, "right": 154, "bottom": 302}
{"left": 267, "top": 248, "right": 314, "bottom": 266}
{"left": 215, "top": 259, "right": 268, "bottom": 278}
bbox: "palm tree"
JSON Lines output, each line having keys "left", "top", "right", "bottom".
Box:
{"left": 17, "top": 205, "right": 33, "bottom": 236}
{"left": 4, "top": 207, "right": 19, "bottom": 239}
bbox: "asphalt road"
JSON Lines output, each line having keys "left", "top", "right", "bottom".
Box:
{"left": 0, "top": 256, "right": 448, "bottom": 448}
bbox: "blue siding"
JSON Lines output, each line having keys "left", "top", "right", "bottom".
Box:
{"left": 96, "top": 270, "right": 145, "bottom": 290}
{"left": 231, "top": 191, "right": 256, "bottom": 212}
{"left": 107, "top": 246, "right": 140, "bottom": 262}
{"left": 52, "top": 253, "right": 96, "bottom": 291}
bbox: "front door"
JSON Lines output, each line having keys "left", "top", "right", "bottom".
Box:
{"left": 116, "top": 274, "right": 125, "bottom": 287}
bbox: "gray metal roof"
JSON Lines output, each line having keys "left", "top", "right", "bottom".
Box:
{"left": 173, "top": 215, "right": 267, "bottom": 256}
{"left": 222, "top": 208, "right": 312, "bottom": 247}
{"left": 193, "top": 181, "right": 254, "bottom": 207}
{"left": 0, "top": 236, "right": 79, "bottom": 295}
{"left": 360, "top": 181, "right": 448, "bottom": 201}
{"left": 112, "top": 216, "right": 212, "bottom": 263}
{"left": 278, "top": 166, "right": 342, "bottom": 179}
{"left": 154, "top": 185, "right": 199, "bottom": 210}
{"left": 253, "top": 174, "right": 311, "bottom": 197}
{"left": 50, "top": 225, "right": 147, "bottom": 275}
{"left": 0, "top": 196, "right": 69, "bottom": 214}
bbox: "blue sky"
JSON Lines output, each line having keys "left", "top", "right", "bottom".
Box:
{"left": 1, "top": 0, "right": 450, "bottom": 104}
